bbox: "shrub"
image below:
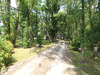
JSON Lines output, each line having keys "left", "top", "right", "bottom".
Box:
{"left": 37, "top": 34, "right": 43, "bottom": 47}
{"left": 71, "top": 38, "right": 80, "bottom": 51}
{"left": 0, "top": 37, "right": 14, "bottom": 71}
{"left": 3, "top": 33, "right": 15, "bottom": 44}
{"left": 42, "top": 40, "right": 50, "bottom": 45}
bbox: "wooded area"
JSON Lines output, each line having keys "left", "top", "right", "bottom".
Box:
{"left": 0, "top": 0, "right": 100, "bottom": 72}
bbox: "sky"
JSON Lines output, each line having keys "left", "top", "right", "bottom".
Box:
{"left": 59, "top": 6, "right": 64, "bottom": 12}
{"left": 11, "top": 0, "right": 17, "bottom": 8}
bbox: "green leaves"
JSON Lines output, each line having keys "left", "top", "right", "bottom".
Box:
{"left": 37, "top": 34, "right": 43, "bottom": 47}
{"left": 0, "top": 37, "right": 14, "bottom": 71}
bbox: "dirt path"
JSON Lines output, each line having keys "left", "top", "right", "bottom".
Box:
{"left": 3, "top": 40, "right": 76, "bottom": 75}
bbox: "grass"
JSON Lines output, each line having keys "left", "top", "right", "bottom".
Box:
{"left": 12, "top": 43, "right": 54, "bottom": 63}
{"left": 68, "top": 41, "right": 100, "bottom": 75}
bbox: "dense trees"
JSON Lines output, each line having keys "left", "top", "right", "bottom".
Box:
{"left": 42, "top": 0, "right": 60, "bottom": 42}
{"left": 61, "top": 0, "right": 100, "bottom": 61}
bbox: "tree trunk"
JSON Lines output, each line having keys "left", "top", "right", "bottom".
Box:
{"left": 81, "top": 0, "right": 85, "bottom": 62}
{"left": 47, "top": 31, "right": 52, "bottom": 42}
{"left": 27, "top": 9, "right": 30, "bottom": 48}
{"left": 7, "top": 0, "right": 10, "bottom": 35}
{"left": 98, "top": 0, "right": 100, "bottom": 19}
{"left": 51, "top": 11, "right": 56, "bottom": 42}
{"left": 0, "top": 0, "right": 1, "bottom": 33}
{"left": 13, "top": 0, "right": 19, "bottom": 47}
{"left": 88, "top": 0, "right": 93, "bottom": 27}
{"left": 36, "top": 9, "right": 38, "bottom": 36}
{"left": 68, "top": 29, "right": 70, "bottom": 44}
{"left": 22, "top": 27, "right": 24, "bottom": 47}
{"left": 46, "top": 11, "right": 48, "bottom": 40}
{"left": 75, "top": 21, "right": 78, "bottom": 36}
{"left": 82, "top": 46, "right": 85, "bottom": 61}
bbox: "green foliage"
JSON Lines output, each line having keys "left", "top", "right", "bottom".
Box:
{"left": 37, "top": 34, "right": 43, "bottom": 47}
{"left": 42, "top": 40, "right": 50, "bottom": 45}
{"left": 23, "top": 26, "right": 29, "bottom": 48}
{"left": 98, "top": 42, "right": 100, "bottom": 49}
{"left": 85, "top": 19, "right": 100, "bottom": 46}
{"left": 3, "top": 34, "right": 15, "bottom": 43}
{"left": 0, "top": 37, "right": 14, "bottom": 71}
{"left": 71, "top": 37, "right": 80, "bottom": 51}
{"left": 15, "top": 40, "right": 23, "bottom": 47}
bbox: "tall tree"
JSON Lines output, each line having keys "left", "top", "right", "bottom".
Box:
{"left": 98, "top": 0, "right": 100, "bottom": 19}
{"left": 45, "top": 0, "right": 60, "bottom": 42}
{"left": 88, "top": 0, "right": 93, "bottom": 27}
{"left": 13, "top": 0, "right": 20, "bottom": 46}
{"left": 81, "top": 0, "right": 85, "bottom": 62}
{"left": 6, "top": 0, "right": 11, "bottom": 35}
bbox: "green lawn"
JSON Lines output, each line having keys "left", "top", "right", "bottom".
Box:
{"left": 68, "top": 42, "right": 100, "bottom": 75}
{"left": 12, "top": 43, "right": 54, "bottom": 63}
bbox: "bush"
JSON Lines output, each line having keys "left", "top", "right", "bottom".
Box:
{"left": 15, "top": 40, "right": 23, "bottom": 47}
{"left": 42, "top": 40, "right": 50, "bottom": 45}
{"left": 37, "top": 34, "right": 43, "bottom": 47}
{"left": 0, "top": 37, "right": 14, "bottom": 71}
{"left": 71, "top": 38, "right": 80, "bottom": 51}
{"left": 3, "top": 33, "right": 15, "bottom": 43}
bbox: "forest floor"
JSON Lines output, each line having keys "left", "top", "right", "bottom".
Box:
{"left": 68, "top": 42, "right": 100, "bottom": 75}
{"left": 2, "top": 40, "right": 76, "bottom": 75}
{"left": 12, "top": 43, "right": 55, "bottom": 63}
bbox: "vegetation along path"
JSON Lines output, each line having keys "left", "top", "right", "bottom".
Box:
{"left": 3, "top": 41, "right": 76, "bottom": 75}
